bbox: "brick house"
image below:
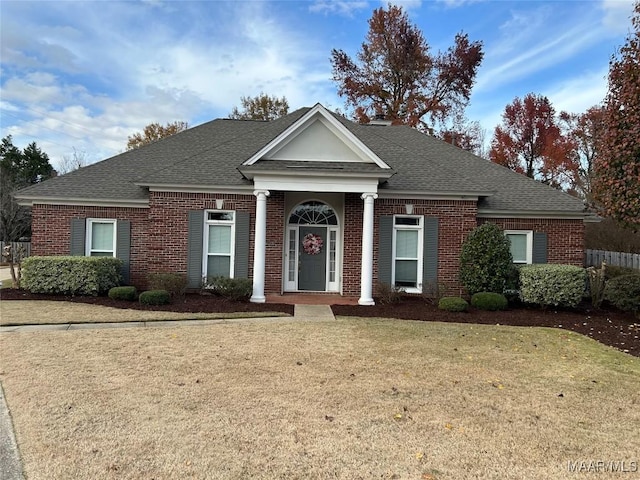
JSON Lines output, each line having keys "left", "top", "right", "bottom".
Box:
{"left": 16, "top": 104, "right": 592, "bottom": 305}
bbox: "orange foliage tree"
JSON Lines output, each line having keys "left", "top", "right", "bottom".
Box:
{"left": 126, "top": 121, "right": 189, "bottom": 150}
{"left": 330, "top": 4, "right": 483, "bottom": 132}
{"left": 594, "top": 1, "right": 640, "bottom": 228}
{"left": 489, "top": 93, "right": 577, "bottom": 189}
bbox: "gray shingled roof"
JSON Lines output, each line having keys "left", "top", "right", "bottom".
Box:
{"left": 16, "top": 106, "right": 586, "bottom": 214}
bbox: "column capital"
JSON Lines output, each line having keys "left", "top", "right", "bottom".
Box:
{"left": 253, "top": 189, "right": 271, "bottom": 198}
{"left": 360, "top": 192, "right": 378, "bottom": 201}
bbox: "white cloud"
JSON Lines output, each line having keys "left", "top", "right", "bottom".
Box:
{"left": 309, "top": 1, "right": 369, "bottom": 16}
{"left": 601, "top": 0, "right": 635, "bottom": 33}
{"left": 544, "top": 69, "right": 608, "bottom": 114}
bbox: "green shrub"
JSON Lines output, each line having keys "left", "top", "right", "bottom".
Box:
{"left": 108, "top": 286, "right": 137, "bottom": 301}
{"left": 605, "top": 265, "right": 640, "bottom": 279}
{"left": 203, "top": 276, "right": 252, "bottom": 301}
{"left": 604, "top": 274, "right": 640, "bottom": 314}
{"left": 459, "top": 223, "right": 514, "bottom": 295}
{"left": 438, "top": 297, "right": 469, "bottom": 312}
{"left": 21, "top": 256, "right": 122, "bottom": 296}
{"left": 147, "top": 273, "right": 188, "bottom": 297}
{"left": 376, "top": 282, "right": 404, "bottom": 305}
{"left": 139, "top": 289, "right": 171, "bottom": 306}
{"left": 519, "top": 264, "right": 586, "bottom": 308}
{"left": 471, "top": 292, "right": 508, "bottom": 311}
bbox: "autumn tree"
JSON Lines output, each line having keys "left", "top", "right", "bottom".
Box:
{"left": 560, "top": 106, "right": 606, "bottom": 202}
{"left": 126, "top": 121, "right": 189, "bottom": 150}
{"left": 330, "top": 4, "right": 483, "bottom": 131}
{"left": 0, "top": 136, "right": 55, "bottom": 241}
{"left": 440, "top": 117, "right": 487, "bottom": 157}
{"left": 593, "top": 1, "right": 640, "bottom": 228}
{"left": 489, "top": 93, "right": 577, "bottom": 189}
{"left": 228, "top": 93, "right": 289, "bottom": 121}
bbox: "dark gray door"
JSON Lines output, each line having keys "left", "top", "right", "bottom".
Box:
{"left": 298, "top": 226, "right": 327, "bottom": 291}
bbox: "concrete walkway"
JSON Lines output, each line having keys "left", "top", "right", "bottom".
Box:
{"left": 0, "top": 304, "right": 336, "bottom": 333}
{"left": 0, "top": 302, "right": 336, "bottom": 480}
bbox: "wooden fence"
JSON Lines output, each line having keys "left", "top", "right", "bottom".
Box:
{"left": 0, "top": 241, "right": 31, "bottom": 263}
{"left": 585, "top": 249, "right": 640, "bottom": 270}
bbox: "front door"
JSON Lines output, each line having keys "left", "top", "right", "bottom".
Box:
{"left": 298, "top": 226, "right": 327, "bottom": 291}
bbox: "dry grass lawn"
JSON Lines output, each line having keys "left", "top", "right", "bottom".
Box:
{"left": 1, "top": 317, "right": 639, "bottom": 479}
{"left": 0, "top": 300, "right": 286, "bottom": 325}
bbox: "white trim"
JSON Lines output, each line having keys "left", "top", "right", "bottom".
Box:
{"left": 85, "top": 219, "right": 117, "bottom": 257}
{"left": 16, "top": 197, "right": 149, "bottom": 208}
{"left": 504, "top": 230, "right": 533, "bottom": 264}
{"left": 243, "top": 104, "right": 391, "bottom": 169}
{"left": 143, "top": 184, "right": 254, "bottom": 194}
{"left": 478, "top": 209, "right": 588, "bottom": 220}
{"left": 203, "top": 210, "right": 236, "bottom": 279}
{"left": 254, "top": 173, "right": 379, "bottom": 194}
{"left": 378, "top": 191, "right": 488, "bottom": 200}
{"left": 391, "top": 215, "right": 424, "bottom": 294}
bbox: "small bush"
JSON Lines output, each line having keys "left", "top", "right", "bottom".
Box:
{"left": 203, "top": 276, "right": 252, "bottom": 301}
{"left": 421, "top": 281, "right": 448, "bottom": 305}
{"left": 519, "top": 264, "right": 586, "bottom": 308}
{"left": 459, "top": 223, "right": 514, "bottom": 295}
{"left": 108, "top": 286, "right": 137, "bottom": 301}
{"left": 376, "top": 282, "right": 404, "bottom": 305}
{"left": 605, "top": 265, "right": 640, "bottom": 279}
{"left": 21, "top": 256, "right": 122, "bottom": 296}
{"left": 471, "top": 292, "right": 508, "bottom": 311}
{"left": 139, "top": 289, "right": 171, "bottom": 306}
{"left": 438, "top": 297, "right": 469, "bottom": 312}
{"left": 587, "top": 264, "right": 606, "bottom": 308}
{"left": 604, "top": 274, "right": 640, "bottom": 314}
{"left": 148, "top": 273, "right": 187, "bottom": 297}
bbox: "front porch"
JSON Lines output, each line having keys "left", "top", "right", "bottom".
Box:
{"left": 266, "top": 293, "right": 359, "bottom": 305}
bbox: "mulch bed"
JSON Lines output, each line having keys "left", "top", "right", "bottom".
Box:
{"left": 333, "top": 298, "right": 640, "bottom": 357}
{"left": 2, "top": 289, "right": 638, "bottom": 357}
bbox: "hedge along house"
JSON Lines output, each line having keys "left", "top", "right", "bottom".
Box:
{"left": 16, "top": 104, "right": 593, "bottom": 305}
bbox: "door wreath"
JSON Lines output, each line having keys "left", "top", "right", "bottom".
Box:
{"left": 302, "top": 233, "right": 323, "bottom": 255}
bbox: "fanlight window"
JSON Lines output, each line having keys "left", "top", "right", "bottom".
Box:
{"left": 288, "top": 201, "right": 338, "bottom": 225}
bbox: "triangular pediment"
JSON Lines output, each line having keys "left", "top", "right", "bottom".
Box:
{"left": 243, "top": 104, "right": 390, "bottom": 168}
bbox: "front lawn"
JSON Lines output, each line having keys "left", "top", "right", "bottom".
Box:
{"left": 1, "top": 318, "right": 638, "bottom": 479}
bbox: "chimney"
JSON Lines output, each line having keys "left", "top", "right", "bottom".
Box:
{"left": 370, "top": 113, "right": 392, "bottom": 126}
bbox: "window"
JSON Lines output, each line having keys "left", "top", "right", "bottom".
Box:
{"left": 392, "top": 216, "right": 423, "bottom": 292}
{"left": 505, "top": 230, "right": 533, "bottom": 264}
{"left": 86, "top": 219, "right": 116, "bottom": 257}
{"left": 204, "top": 211, "right": 235, "bottom": 278}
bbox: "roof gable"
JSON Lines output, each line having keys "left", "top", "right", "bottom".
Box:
{"left": 243, "top": 104, "right": 390, "bottom": 169}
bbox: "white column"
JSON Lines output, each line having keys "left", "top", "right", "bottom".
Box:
{"left": 250, "top": 189, "right": 270, "bottom": 303}
{"left": 359, "top": 192, "right": 378, "bottom": 306}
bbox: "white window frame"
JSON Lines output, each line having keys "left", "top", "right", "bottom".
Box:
{"left": 392, "top": 215, "right": 424, "bottom": 294}
{"left": 203, "top": 210, "right": 236, "bottom": 279}
{"left": 505, "top": 230, "right": 533, "bottom": 264}
{"left": 86, "top": 219, "right": 117, "bottom": 257}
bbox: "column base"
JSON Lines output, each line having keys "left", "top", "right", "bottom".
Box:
{"left": 250, "top": 295, "right": 266, "bottom": 304}
{"left": 358, "top": 297, "right": 375, "bottom": 306}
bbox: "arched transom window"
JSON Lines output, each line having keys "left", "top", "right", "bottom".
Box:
{"left": 288, "top": 201, "right": 338, "bottom": 225}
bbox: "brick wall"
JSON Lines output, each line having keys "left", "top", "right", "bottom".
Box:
{"left": 342, "top": 195, "right": 478, "bottom": 296}
{"left": 478, "top": 217, "right": 585, "bottom": 266}
{"left": 31, "top": 196, "right": 585, "bottom": 297}
{"left": 31, "top": 204, "right": 151, "bottom": 287}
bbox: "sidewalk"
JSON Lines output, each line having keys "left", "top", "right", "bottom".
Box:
{"left": 0, "top": 304, "right": 336, "bottom": 331}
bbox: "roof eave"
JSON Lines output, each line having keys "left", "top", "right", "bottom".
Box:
{"left": 478, "top": 209, "right": 598, "bottom": 221}
{"left": 15, "top": 195, "right": 149, "bottom": 208}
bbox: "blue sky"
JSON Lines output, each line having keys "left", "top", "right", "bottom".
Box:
{"left": 0, "top": 0, "right": 635, "bottom": 170}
